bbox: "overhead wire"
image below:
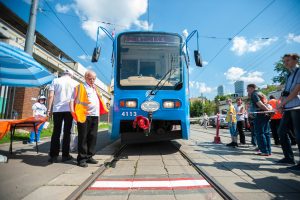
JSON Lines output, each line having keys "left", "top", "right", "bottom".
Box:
{"left": 191, "top": 0, "right": 276, "bottom": 80}
{"left": 43, "top": 0, "right": 110, "bottom": 83}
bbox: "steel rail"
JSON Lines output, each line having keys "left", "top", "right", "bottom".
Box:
{"left": 66, "top": 144, "right": 128, "bottom": 200}
{"left": 172, "top": 141, "right": 238, "bottom": 200}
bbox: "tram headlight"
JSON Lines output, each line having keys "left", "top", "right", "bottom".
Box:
{"left": 163, "top": 100, "right": 181, "bottom": 109}
{"left": 125, "top": 100, "right": 137, "bottom": 108}
{"left": 163, "top": 101, "right": 174, "bottom": 108}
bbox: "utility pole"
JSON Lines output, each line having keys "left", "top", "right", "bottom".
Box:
{"left": 24, "top": 0, "right": 39, "bottom": 55}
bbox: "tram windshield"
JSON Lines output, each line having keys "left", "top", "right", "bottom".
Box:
{"left": 118, "top": 33, "right": 182, "bottom": 89}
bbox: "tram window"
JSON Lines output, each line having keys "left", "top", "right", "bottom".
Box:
{"left": 120, "top": 60, "right": 138, "bottom": 79}
{"left": 140, "top": 61, "right": 155, "bottom": 77}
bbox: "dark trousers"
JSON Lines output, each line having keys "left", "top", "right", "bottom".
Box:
{"left": 270, "top": 119, "right": 281, "bottom": 145}
{"left": 278, "top": 110, "right": 300, "bottom": 161}
{"left": 49, "top": 112, "right": 73, "bottom": 157}
{"left": 77, "top": 116, "right": 99, "bottom": 163}
{"left": 237, "top": 120, "right": 245, "bottom": 144}
{"left": 254, "top": 115, "right": 271, "bottom": 154}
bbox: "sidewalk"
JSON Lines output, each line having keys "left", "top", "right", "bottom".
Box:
{"left": 0, "top": 129, "right": 119, "bottom": 200}
{"left": 179, "top": 125, "right": 300, "bottom": 200}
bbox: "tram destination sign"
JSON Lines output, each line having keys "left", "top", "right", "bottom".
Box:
{"left": 122, "top": 34, "right": 180, "bottom": 44}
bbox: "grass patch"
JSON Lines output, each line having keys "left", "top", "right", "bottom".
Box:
{"left": 99, "top": 122, "right": 109, "bottom": 129}
{"left": 0, "top": 122, "right": 54, "bottom": 144}
{"left": 0, "top": 121, "right": 109, "bottom": 144}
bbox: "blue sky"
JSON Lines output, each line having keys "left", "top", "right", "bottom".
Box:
{"left": 2, "top": 0, "right": 300, "bottom": 99}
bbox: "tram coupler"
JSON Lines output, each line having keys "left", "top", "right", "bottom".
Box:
{"left": 133, "top": 115, "right": 151, "bottom": 136}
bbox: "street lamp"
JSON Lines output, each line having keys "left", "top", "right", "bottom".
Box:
{"left": 91, "top": 26, "right": 114, "bottom": 63}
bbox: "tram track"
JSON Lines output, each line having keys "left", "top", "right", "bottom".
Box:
{"left": 66, "top": 144, "right": 128, "bottom": 200}
{"left": 172, "top": 141, "right": 237, "bottom": 200}
{"left": 67, "top": 139, "right": 238, "bottom": 200}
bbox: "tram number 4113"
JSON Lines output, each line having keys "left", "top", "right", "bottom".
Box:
{"left": 121, "top": 111, "right": 137, "bottom": 117}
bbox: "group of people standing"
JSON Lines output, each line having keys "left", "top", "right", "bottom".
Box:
{"left": 225, "top": 53, "right": 300, "bottom": 171}
{"left": 30, "top": 69, "right": 108, "bottom": 168}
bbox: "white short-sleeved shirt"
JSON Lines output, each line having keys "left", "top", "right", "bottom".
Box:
{"left": 32, "top": 102, "right": 47, "bottom": 117}
{"left": 49, "top": 75, "right": 79, "bottom": 112}
{"left": 235, "top": 105, "right": 245, "bottom": 121}
{"left": 71, "top": 83, "right": 100, "bottom": 117}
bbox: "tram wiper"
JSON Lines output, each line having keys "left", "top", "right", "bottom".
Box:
{"left": 149, "top": 67, "right": 175, "bottom": 96}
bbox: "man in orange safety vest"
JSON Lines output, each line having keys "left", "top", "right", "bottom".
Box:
{"left": 70, "top": 70, "right": 108, "bottom": 167}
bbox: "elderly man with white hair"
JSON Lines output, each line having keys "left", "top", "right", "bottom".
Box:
{"left": 70, "top": 70, "right": 108, "bottom": 167}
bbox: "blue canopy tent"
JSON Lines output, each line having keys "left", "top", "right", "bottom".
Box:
{"left": 0, "top": 42, "right": 54, "bottom": 87}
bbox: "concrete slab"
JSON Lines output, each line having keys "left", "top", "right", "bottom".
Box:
{"left": 64, "top": 166, "right": 99, "bottom": 174}
{"left": 129, "top": 194, "right": 176, "bottom": 200}
{"left": 233, "top": 192, "right": 273, "bottom": 200}
{"left": 101, "top": 168, "right": 135, "bottom": 176}
{"left": 175, "top": 192, "right": 223, "bottom": 200}
{"left": 166, "top": 165, "right": 199, "bottom": 175}
{"left": 135, "top": 166, "right": 167, "bottom": 175}
{"left": 163, "top": 159, "right": 190, "bottom": 166}
{"left": 137, "top": 159, "right": 165, "bottom": 166}
{"left": 48, "top": 173, "right": 91, "bottom": 186}
{"left": 212, "top": 176, "right": 262, "bottom": 193}
{"left": 23, "top": 186, "right": 78, "bottom": 200}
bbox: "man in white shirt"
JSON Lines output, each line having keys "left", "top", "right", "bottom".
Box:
{"left": 47, "top": 70, "right": 78, "bottom": 163}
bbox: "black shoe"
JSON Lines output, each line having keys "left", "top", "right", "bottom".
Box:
{"left": 48, "top": 156, "right": 58, "bottom": 163}
{"left": 77, "top": 162, "right": 88, "bottom": 168}
{"left": 226, "top": 142, "right": 234, "bottom": 146}
{"left": 62, "top": 155, "right": 74, "bottom": 162}
{"left": 234, "top": 142, "right": 239, "bottom": 147}
{"left": 276, "top": 158, "right": 295, "bottom": 165}
{"left": 287, "top": 164, "right": 300, "bottom": 171}
{"left": 86, "top": 157, "right": 98, "bottom": 164}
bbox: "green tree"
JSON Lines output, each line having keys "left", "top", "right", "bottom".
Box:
{"left": 190, "top": 100, "right": 203, "bottom": 117}
{"left": 272, "top": 59, "right": 300, "bottom": 85}
{"left": 203, "top": 101, "right": 216, "bottom": 116}
{"left": 259, "top": 85, "right": 278, "bottom": 96}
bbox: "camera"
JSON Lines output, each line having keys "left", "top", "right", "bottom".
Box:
{"left": 281, "top": 91, "right": 290, "bottom": 97}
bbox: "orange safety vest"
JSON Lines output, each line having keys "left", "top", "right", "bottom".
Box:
{"left": 268, "top": 99, "right": 282, "bottom": 120}
{"left": 73, "top": 83, "right": 109, "bottom": 123}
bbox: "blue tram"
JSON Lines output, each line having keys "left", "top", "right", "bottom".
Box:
{"left": 94, "top": 31, "right": 202, "bottom": 144}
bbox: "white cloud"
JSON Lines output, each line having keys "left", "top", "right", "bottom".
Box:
{"left": 224, "top": 67, "right": 264, "bottom": 84}
{"left": 72, "top": 0, "right": 151, "bottom": 40}
{"left": 78, "top": 54, "right": 91, "bottom": 62}
{"left": 286, "top": 33, "right": 300, "bottom": 43}
{"left": 231, "top": 36, "right": 278, "bottom": 56}
{"left": 202, "top": 61, "right": 208, "bottom": 66}
{"left": 189, "top": 81, "right": 214, "bottom": 93}
{"left": 182, "top": 29, "right": 189, "bottom": 39}
{"left": 55, "top": 3, "right": 71, "bottom": 14}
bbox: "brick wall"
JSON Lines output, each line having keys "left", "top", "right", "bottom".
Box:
{"left": 14, "top": 87, "right": 40, "bottom": 118}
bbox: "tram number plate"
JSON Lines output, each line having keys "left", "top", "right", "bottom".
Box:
{"left": 121, "top": 111, "right": 137, "bottom": 117}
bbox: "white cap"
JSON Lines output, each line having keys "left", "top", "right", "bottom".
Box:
{"left": 38, "top": 95, "right": 46, "bottom": 100}
{"left": 63, "top": 69, "right": 74, "bottom": 76}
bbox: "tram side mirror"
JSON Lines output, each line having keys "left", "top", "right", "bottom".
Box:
{"left": 91, "top": 47, "right": 101, "bottom": 62}
{"left": 194, "top": 50, "right": 202, "bottom": 67}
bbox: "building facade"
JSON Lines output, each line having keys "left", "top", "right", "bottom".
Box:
{"left": 0, "top": 3, "right": 110, "bottom": 119}
{"left": 217, "top": 85, "right": 224, "bottom": 96}
{"left": 234, "top": 80, "right": 244, "bottom": 97}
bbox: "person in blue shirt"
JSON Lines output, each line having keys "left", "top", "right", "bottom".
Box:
{"left": 277, "top": 53, "right": 300, "bottom": 171}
